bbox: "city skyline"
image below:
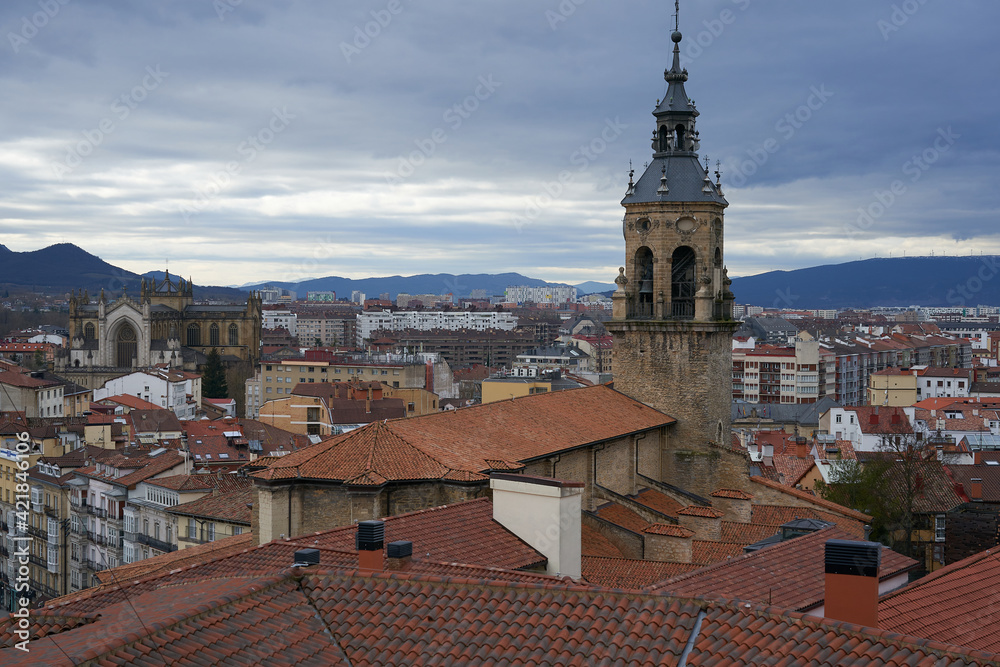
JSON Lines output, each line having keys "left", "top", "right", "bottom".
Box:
{"left": 0, "top": 1, "right": 996, "bottom": 287}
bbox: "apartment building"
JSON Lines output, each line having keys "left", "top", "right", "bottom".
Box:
{"left": 68, "top": 449, "right": 186, "bottom": 592}
{"left": 732, "top": 340, "right": 835, "bottom": 405}
{"left": 0, "top": 369, "right": 64, "bottom": 418}
{"left": 504, "top": 285, "right": 577, "bottom": 304}
{"left": 357, "top": 310, "right": 517, "bottom": 345}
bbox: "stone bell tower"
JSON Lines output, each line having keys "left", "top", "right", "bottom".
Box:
{"left": 606, "top": 4, "right": 737, "bottom": 449}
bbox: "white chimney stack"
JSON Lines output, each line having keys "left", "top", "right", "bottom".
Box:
{"left": 490, "top": 473, "right": 583, "bottom": 580}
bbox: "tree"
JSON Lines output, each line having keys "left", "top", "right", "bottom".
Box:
{"left": 817, "top": 430, "right": 945, "bottom": 562}
{"left": 202, "top": 348, "right": 229, "bottom": 399}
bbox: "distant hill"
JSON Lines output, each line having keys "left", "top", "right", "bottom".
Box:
{"left": 242, "top": 273, "right": 573, "bottom": 300}
{"left": 730, "top": 256, "right": 1000, "bottom": 309}
{"left": 0, "top": 243, "right": 140, "bottom": 293}
{"left": 6, "top": 243, "right": 996, "bottom": 309}
{"left": 0, "top": 244, "right": 246, "bottom": 302}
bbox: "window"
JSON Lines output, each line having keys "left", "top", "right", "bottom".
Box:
{"left": 228, "top": 323, "right": 239, "bottom": 346}
{"left": 186, "top": 324, "right": 201, "bottom": 346}
{"left": 207, "top": 523, "right": 216, "bottom": 541}
{"left": 209, "top": 323, "right": 220, "bottom": 346}
{"left": 935, "top": 515, "right": 946, "bottom": 542}
{"left": 233, "top": 526, "right": 243, "bottom": 535}
{"left": 188, "top": 518, "right": 196, "bottom": 539}
{"left": 835, "top": 414, "right": 842, "bottom": 424}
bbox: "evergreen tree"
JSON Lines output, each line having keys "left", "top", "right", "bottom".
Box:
{"left": 202, "top": 348, "right": 229, "bottom": 399}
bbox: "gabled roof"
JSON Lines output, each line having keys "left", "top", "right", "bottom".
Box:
{"left": 880, "top": 547, "right": 1000, "bottom": 653}
{"left": 6, "top": 558, "right": 994, "bottom": 665}
{"left": 252, "top": 384, "right": 673, "bottom": 484}
{"left": 749, "top": 477, "right": 874, "bottom": 522}
{"left": 651, "top": 526, "right": 918, "bottom": 611}
{"left": 98, "top": 394, "right": 162, "bottom": 411}
{"left": 581, "top": 556, "right": 699, "bottom": 588}
{"left": 167, "top": 484, "right": 253, "bottom": 524}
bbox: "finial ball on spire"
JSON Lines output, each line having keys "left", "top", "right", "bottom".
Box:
{"left": 671, "top": 30, "right": 682, "bottom": 43}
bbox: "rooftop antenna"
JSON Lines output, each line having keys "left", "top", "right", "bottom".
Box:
{"left": 673, "top": 0, "right": 680, "bottom": 33}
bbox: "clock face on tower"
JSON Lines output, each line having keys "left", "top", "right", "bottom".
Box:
{"left": 676, "top": 217, "right": 697, "bottom": 233}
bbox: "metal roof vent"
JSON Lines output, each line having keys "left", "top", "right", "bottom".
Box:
{"left": 356, "top": 520, "right": 385, "bottom": 551}
{"left": 825, "top": 539, "right": 881, "bottom": 577}
{"left": 293, "top": 548, "right": 320, "bottom": 566}
{"left": 387, "top": 540, "right": 413, "bottom": 559}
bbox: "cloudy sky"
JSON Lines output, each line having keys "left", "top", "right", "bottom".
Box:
{"left": 0, "top": 0, "right": 996, "bottom": 289}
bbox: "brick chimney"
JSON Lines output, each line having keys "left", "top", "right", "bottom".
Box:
{"left": 356, "top": 520, "right": 385, "bottom": 572}
{"left": 710, "top": 489, "right": 753, "bottom": 523}
{"left": 642, "top": 524, "right": 694, "bottom": 563}
{"left": 490, "top": 473, "right": 583, "bottom": 579}
{"left": 974, "top": 450, "right": 983, "bottom": 465}
{"left": 824, "top": 539, "right": 881, "bottom": 628}
{"left": 970, "top": 478, "right": 983, "bottom": 502}
{"left": 677, "top": 506, "right": 724, "bottom": 541}
{"left": 794, "top": 436, "right": 809, "bottom": 459}
{"left": 386, "top": 540, "right": 413, "bottom": 570}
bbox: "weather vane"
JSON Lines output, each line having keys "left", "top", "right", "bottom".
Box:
{"left": 674, "top": 0, "right": 680, "bottom": 32}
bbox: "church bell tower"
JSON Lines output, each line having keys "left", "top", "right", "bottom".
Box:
{"left": 606, "top": 3, "right": 737, "bottom": 448}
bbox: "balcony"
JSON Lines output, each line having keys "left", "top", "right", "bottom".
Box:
{"left": 82, "top": 558, "right": 106, "bottom": 573}
{"left": 86, "top": 530, "right": 110, "bottom": 547}
{"left": 86, "top": 506, "right": 108, "bottom": 519}
{"left": 135, "top": 533, "right": 177, "bottom": 553}
{"left": 28, "top": 554, "right": 46, "bottom": 567}
{"left": 27, "top": 526, "right": 48, "bottom": 541}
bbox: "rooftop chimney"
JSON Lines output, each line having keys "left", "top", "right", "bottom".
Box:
{"left": 825, "top": 539, "right": 881, "bottom": 628}
{"left": 386, "top": 540, "right": 413, "bottom": 570}
{"left": 794, "top": 437, "right": 809, "bottom": 459}
{"left": 974, "top": 450, "right": 983, "bottom": 465}
{"left": 293, "top": 548, "right": 320, "bottom": 567}
{"left": 490, "top": 473, "right": 583, "bottom": 579}
{"left": 971, "top": 478, "right": 983, "bottom": 502}
{"left": 356, "top": 520, "right": 385, "bottom": 572}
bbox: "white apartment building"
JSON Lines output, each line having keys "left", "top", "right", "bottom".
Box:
{"left": 504, "top": 285, "right": 577, "bottom": 305}
{"left": 356, "top": 310, "right": 518, "bottom": 345}
{"left": 93, "top": 369, "right": 202, "bottom": 420}
{"left": 263, "top": 310, "right": 297, "bottom": 333}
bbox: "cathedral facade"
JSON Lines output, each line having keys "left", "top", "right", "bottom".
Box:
{"left": 56, "top": 273, "right": 262, "bottom": 389}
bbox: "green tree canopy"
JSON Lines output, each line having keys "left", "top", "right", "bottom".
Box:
{"left": 202, "top": 348, "right": 229, "bottom": 399}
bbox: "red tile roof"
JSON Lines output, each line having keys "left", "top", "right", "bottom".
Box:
{"left": 678, "top": 506, "right": 725, "bottom": 519}
{"left": 691, "top": 540, "right": 746, "bottom": 564}
{"left": 644, "top": 524, "right": 695, "bottom": 537}
{"left": 653, "top": 526, "right": 919, "bottom": 611}
{"left": 98, "top": 394, "right": 162, "bottom": 411}
{"left": 711, "top": 489, "right": 753, "bottom": 500}
{"left": 632, "top": 488, "right": 685, "bottom": 517}
{"left": 581, "top": 523, "right": 625, "bottom": 558}
{"left": 593, "top": 502, "right": 650, "bottom": 534}
{"left": 581, "top": 556, "right": 699, "bottom": 588}
{"left": 749, "top": 505, "right": 866, "bottom": 538}
{"left": 750, "top": 477, "right": 874, "bottom": 522}
{"left": 8, "top": 566, "right": 997, "bottom": 665}
{"left": 252, "top": 384, "right": 673, "bottom": 484}
{"left": 94, "top": 533, "right": 254, "bottom": 585}
{"left": 167, "top": 484, "right": 254, "bottom": 524}
{"left": 301, "top": 498, "right": 546, "bottom": 571}
{"left": 880, "top": 547, "right": 1000, "bottom": 653}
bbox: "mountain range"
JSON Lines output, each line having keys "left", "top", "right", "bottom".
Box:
{"left": 1, "top": 243, "right": 997, "bottom": 309}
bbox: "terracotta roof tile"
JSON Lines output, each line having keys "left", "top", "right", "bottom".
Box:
{"left": 581, "top": 523, "right": 625, "bottom": 558}
{"left": 750, "top": 477, "right": 873, "bottom": 522}
{"left": 251, "top": 384, "right": 672, "bottom": 484}
{"left": 678, "top": 506, "right": 725, "bottom": 519}
{"left": 691, "top": 540, "right": 746, "bottom": 565}
{"left": 711, "top": 489, "right": 753, "bottom": 500}
{"left": 167, "top": 485, "right": 253, "bottom": 524}
{"left": 581, "top": 556, "right": 699, "bottom": 588}
{"left": 644, "top": 524, "right": 695, "bottom": 537}
{"left": 880, "top": 547, "right": 1000, "bottom": 653}
{"left": 593, "top": 502, "right": 650, "bottom": 534}
{"left": 654, "top": 527, "right": 919, "bottom": 611}
{"left": 632, "top": 488, "right": 685, "bottom": 517}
